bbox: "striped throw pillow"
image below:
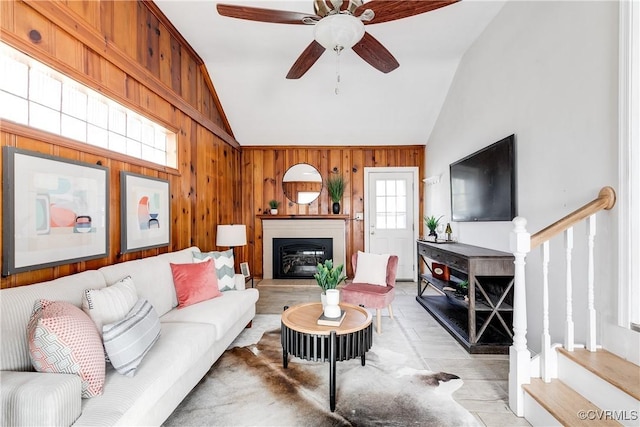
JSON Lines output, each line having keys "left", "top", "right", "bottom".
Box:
{"left": 193, "top": 250, "right": 236, "bottom": 291}
{"left": 102, "top": 298, "right": 160, "bottom": 377}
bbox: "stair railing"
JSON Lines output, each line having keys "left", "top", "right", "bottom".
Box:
{"left": 508, "top": 186, "right": 616, "bottom": 416}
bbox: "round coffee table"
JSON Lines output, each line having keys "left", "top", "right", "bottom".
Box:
{"left": 281, "top": 302, "right": 373, "bottom": 411}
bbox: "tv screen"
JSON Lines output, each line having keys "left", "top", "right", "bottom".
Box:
{"left": 450, "top": 134, "right": 516, "bottom": 222}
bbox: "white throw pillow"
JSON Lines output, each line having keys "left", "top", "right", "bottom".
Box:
{"left": 102, "top": 298, "right": 160, "bottom": 377}
{"left": 352, "top": 251, "right": 390, "bottom": 287}
{"left": 82, "top": 276, "right": 138, "bottom": 335}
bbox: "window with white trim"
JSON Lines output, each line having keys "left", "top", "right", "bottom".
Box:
{"left": 0, "top": 42, "right": 177, "bottom": 168}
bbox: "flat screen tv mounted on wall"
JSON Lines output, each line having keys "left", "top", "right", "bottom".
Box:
{"left": 450, "top": 134, "right": 516, "bottom": 222}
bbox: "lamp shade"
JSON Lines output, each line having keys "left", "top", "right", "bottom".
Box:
{"left": 314, "top": 14, "right": 365, "bottom": 50}
{"left": 216, "top": 224, "right": 247, "bottom": 247}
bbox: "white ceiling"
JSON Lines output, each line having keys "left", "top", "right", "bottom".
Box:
{"left": 154, "top": 0, "right": 506, "bottom": 146}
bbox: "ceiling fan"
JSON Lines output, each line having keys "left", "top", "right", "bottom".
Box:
{"left": 217, "top": 0, "right": 460, "bottom": 79}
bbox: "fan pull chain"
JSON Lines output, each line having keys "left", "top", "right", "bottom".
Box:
{"left": 334, "top": 45, "right": 343, "bottom": 95}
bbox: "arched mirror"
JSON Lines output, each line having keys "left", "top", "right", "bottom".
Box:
{"left": 283, "top": 163, "right": 322, "bottom": 205}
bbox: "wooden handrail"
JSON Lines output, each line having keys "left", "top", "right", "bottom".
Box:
{"left": 530, "top": 186, "right": 616, "bottom": 249}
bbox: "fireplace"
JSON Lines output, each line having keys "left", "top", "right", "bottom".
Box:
{"left": 273, "top": 238, "right": 333, "bottom": 279}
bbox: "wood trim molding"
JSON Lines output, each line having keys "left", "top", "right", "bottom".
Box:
{"left": 530, "top": 186, "right": 616, "bottom": 249}
{"left": 258, "top": 214, "right": 350, "bottom": 220}
{"left": 23, "top": 0, "right": 240, "bottom": 149}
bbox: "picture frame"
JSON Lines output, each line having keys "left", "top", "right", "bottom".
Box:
{"left": 240, "top": 262, "right": 250, "bottom": 278}
{"left": 2, "top": 147, "right": 109, "bottom": 276}
{"left": 120, "top": 171, "right": 170, "bottom": 254}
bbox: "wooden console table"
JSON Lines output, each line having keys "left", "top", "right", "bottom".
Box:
{"left": 416, "top": 240, "right": 515, "bottom": 354}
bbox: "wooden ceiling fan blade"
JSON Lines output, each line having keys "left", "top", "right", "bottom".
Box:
{"left": 286, "top": 41, "right": 326, "bottom": 79}
{"left": 352, "top": 32, "right": 399, "bottom": 74}
{"left": 357, "top": 0, "right": 459, "bottom": 25}
{"left": 217, "top": 4, "right": 319, "bottom": 24}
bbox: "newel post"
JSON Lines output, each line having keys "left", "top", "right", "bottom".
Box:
{"left": 509, "top": 217, "right": 531, "bottom": 416}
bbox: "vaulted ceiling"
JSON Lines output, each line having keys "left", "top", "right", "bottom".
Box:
{"left": 154, "top": 0, "right": 506, "bottom": 146}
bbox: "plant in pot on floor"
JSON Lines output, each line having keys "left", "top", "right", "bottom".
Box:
{"left": 314, "top": 259, "right": 346, "bottom": 308}
{"left": 268, "top": 199, "right": 280, "bottom": 215}
{"left": 424, "top": 215, "right": 443, "bottom": 239}
{"left": 326, "top": 173, "right": 346, "bottom": 214}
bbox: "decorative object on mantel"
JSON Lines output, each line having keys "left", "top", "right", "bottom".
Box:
{"left": 268, "top": 199, "right": 280, "bottom": 215}
{"left": 313, "top": 259, "right": 346, "bottom": 307}
{"left": 424, "top": 215, "right": 443, "bottom": 240}
{"left": 326, "top": 173, "right": 346, "bottom": 214}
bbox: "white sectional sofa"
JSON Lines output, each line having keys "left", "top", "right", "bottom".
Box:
{"left": 0, "top": 247, "right": 259, "bottom": 426}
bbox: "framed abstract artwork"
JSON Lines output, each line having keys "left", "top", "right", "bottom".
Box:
{"left": 120, "top": 171, "right": 170, "bottom": 253}
{"left": 2, "top": 147, "right": 109, "bottom": 276}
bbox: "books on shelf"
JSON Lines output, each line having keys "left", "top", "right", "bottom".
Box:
{"left": 317, "top": 310, "right": 346, "bottom": 327}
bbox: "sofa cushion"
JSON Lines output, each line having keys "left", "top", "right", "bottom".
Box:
{"left": 27, "top": 300, "right": 105, "bottom": 398}
{"left": 82, "top": 276, "right": 138, "bottom": 335}
{"left": 98, "top": 247, "right": 198, "bottom": 317}
{"left": 75, "top": 322, "right": 216, "bottom": 426}
{"left": 0, "top": 371, "right": 82, "bottom": 427}
{"left": 193, "top": 249, "right": 236, "bottom": 291}
{"left": 160, "top": 289, "right": 259, "bottom": 341}
{"left": 171, "top": 258, "right": 221, "bottom": 308}
{"left": 103, "top": 298, "right": 161, "bottom": 377}
{"left": 0, "top": 270, "right": 106, "bottom": 371}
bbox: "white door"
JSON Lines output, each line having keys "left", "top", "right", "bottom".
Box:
{"left": 364, "top": 167, "right": 418, "bottom": 281}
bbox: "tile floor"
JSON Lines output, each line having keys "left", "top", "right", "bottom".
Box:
{"left": 253, "top": 279, "right": 530, "bottom": 427}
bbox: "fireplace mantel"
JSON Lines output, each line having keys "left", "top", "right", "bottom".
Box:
{"left": 258, "top": 214, "right": 349, "bottom": 220}
{"left": 261, "top": 218, "right": 346, "bottom": 280}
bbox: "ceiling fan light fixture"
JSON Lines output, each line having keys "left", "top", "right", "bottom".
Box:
{"left": 313, "top": 14, "right": 365, "bottom": 50}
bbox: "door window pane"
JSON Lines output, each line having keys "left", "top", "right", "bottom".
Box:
{"left": 375, "top": 179, "right": 408, "bottom": 230}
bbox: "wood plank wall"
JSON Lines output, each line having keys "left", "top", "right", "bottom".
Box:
{"left": 0, "top": 0, "right": 241, "bottom": 289}
{"left": 241, "top": 146, "right": 425, "bottom": 278}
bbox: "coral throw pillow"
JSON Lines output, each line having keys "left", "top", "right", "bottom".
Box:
{"left": 170, "top": 258, "right": 221, "bottom": 308}
{"left": 27, "top": 300, "right": 105, "bottom": 398}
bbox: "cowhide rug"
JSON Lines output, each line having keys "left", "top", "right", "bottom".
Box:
{"left": 164, "top": 315, "right": 479, "bottom": 426}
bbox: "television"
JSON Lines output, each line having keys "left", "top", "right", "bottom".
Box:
{"left": 450, "top": 134, "right": 516, "bottom": 222}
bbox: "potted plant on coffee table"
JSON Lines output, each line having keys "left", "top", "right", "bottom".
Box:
{"left": 314, "top": 259, "right": 346, "bottom": 307}
{"left": 326, "top": 174, "right": 345, "bottom": 214}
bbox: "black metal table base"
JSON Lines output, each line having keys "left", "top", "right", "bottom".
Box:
{"left": 281, "top": 322, "right": 373, "bottom": 411}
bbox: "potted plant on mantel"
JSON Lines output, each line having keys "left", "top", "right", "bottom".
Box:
{"left": 326, "top": 173, "right": 346, "bottom": 214}
{"left": 268, "top": 199, "right": 280, "bottom": 215}
{"left": 314, "top": 259, "right": 346, "bottom": 307}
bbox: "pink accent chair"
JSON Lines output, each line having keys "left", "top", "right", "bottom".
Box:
{"left": 341, "top": 253, "right": 398, "bottom": 334}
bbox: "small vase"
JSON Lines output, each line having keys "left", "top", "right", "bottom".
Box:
{"left": 323, "top": 289, "right": 341, "bottom": 318}
{"left": 332, "top": 202, "right": 340, "bottom": 214}
{"left": 270, "top": 209, "right": 278, "bottom": 215}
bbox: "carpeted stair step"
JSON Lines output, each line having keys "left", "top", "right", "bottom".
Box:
{"left": 523, "top": 378, "right": 621, "bottom": 426}
{"left": 557, "top": 348, "right": 640, "bottom": 401}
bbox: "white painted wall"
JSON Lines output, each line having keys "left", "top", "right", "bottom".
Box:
{"left": 425, "top": 1, "right": 620, "bottom": 354}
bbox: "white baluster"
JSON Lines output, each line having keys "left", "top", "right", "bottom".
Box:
{"left": 587, "top": 215, "right": 597, "bottom": 351}
{"left": 565, "top": 227, "right": 574, "bottom": 351}
{"left": 541, "top": 241, "right": 552, "bottom": 382}
{"left": 509, "top": 217, "right": 531, "bottom": 417}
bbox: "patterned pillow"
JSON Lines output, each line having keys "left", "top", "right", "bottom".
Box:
{"left": 81, "top": 276, "right": 138, "bottom": 335}
{"left": 193, "top": 250, "right": 236, "bottom": 291}
{"left": 102, "top": 298, "right": 161, "bottom": 377}
{"left": 27, "top": 300, "right": 105, "bottom": 398}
